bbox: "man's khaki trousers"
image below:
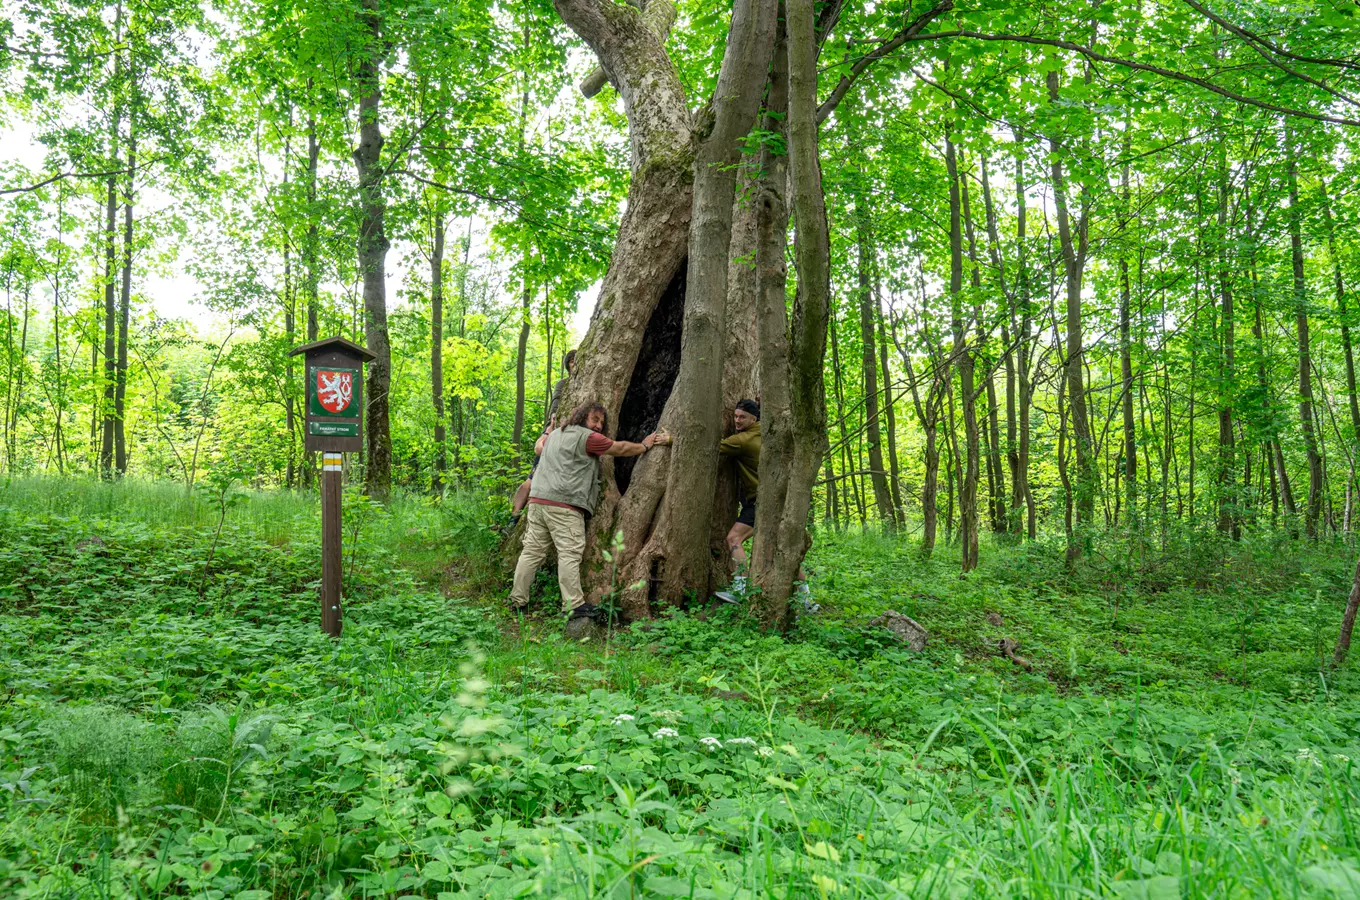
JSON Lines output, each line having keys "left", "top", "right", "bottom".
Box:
{"left": 510, "top": 502, "right": 586, "bottom": 613}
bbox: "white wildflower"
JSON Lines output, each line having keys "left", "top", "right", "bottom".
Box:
{"left": 756, "top": 746, "right": 774, "bottom": 758}
{"left": 1334, "top": 754, "right": 1351, "bottom": 764}
{"left": 653, "top": 727, "right": 679, "bottom": 739}
{"left": 700, "top": 737, "right": 723, "bottom": 750}
{"left": 575, "top": 764, "right": 596, "bottom": 772}
{"left": 1296, "top": 748, "right": 1323, "bottom": 768}
{"left": 611, "top": 714, "right": 635, "bottom": 725}
{"left": 654, "top": 709, "right": 682, "bottom": 722}
{"left": 726, "top": 737, "right": 757, "bottom": 747}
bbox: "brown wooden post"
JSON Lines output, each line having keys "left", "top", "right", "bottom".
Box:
{"left": 290, "top": 336, "right": 375, "bottom": 638}
{"left": 321, "top": 452, "right": 344, "bottom": 636}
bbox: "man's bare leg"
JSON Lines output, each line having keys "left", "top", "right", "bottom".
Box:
{"left": 726, "top": 522, "right": 754, "bottom": 568}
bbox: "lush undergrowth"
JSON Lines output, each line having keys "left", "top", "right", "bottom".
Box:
{"left": 2, "top": 477, "right": 1359, "bottom": 898}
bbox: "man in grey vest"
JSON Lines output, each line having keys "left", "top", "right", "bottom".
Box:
{"left": 511, "top": 350, "right": 577, "bottom": 520}
{"left": 510, "top": 402, "right": 666, "bottom": 626}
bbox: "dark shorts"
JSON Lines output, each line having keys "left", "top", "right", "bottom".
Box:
{"left": 736, "top": 497, "right": 756, "bottom": 528}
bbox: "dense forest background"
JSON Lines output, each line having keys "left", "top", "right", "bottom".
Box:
{"left": 3, "top": 0, "right": 1360, "bottom": 562}
{"left": 6, "top": 2, "right": 1360, "bottom": 894}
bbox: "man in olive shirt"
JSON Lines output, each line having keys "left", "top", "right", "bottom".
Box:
{"left": 509, "top": 402, "right": 666, "bottom": 628}
{"left": 715, "top": 399, "right": 816, "bottom": 611}
{"left": 719, "top": 399, "right": 762, "bottom": 567}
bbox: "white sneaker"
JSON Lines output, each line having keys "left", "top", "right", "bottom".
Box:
{"left": 796, "top": 582, "right": 820, "bottom": 614}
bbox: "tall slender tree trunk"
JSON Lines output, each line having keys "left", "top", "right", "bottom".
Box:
{"left": 284, "top": 240, "right": 297, "bottom": 488}
{"left": 829, "top": 310, "right": 856, "bottom": 520}
{"left": 7, "top": 285, "right": 31, "bottom": 467}
{"left": 1216, "top": 145, "right": 1236, "bottom": 537}
{"left": 514, "top": 272, "right": 531, "bottom": 450}
{"left": 1336, "top": 555, "right": 1360, "bottom": 666}
{"left": 979, "top": 154, "right": 1011, "bottom": 535}
{"left": 946, "top": 131, "right": 979, "bottom": 572}
{"left": 114, "top": 113, "right": 135, "bottom": 476}
{"left": 100, "top": 166, "right": 119, "bottom": 478}
{"left": 906, "top": 354, "right": 940, "bottom": 555}
{"left": 962, "top": 159, "right": 1004, "bottom": 535}
{"left": 751, "top": 0, "right": 828, "bottom": 625}
{"left": 855, "top": 200, "right": 892, "bottom": 522}
{"left": 301, "top": 108, "right": 320, "bottom": 488}
{"left": 878, "top": 302, "right": 903, "bottom": 524}
{"left": 305, "top": 112, "right": 320, "bottom": 344}
{"left": 1047, "top": 71, "right": 1092, "bottom": 561}
{"left": 354, "top": 0, "right": 393, "bottom": 499}
{"left": 1012, "top": 136, "right": 1036, "bottom": 538}
{"left": 1322, "top": 181, "right": 1360, "bottom": 460}
{"left": 512, "top": 36, "right": 531, "bottom": 452}
{"left": 50, "top": 192, "right": 67, "bottom": 473}
{"left": 431, "top": 211, "right": 446, "bottom": 490}
{"left": 1286, "top": 128, "right": 1323, "bottom": 539}
{"left": 1119, "top": 157, "right": 1137, "bottom": 526}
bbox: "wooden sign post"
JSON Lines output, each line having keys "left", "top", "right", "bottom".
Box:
{"left": 289, "top": 336, "right": 375, "bottom": 638}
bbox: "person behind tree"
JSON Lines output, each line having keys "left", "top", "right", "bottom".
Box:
{"left": 720, "top": 398, "right": 763, "bottom": 569}
{"left": 509, "top": 402, "right": 667, "bottom": 631}
{"left": 715, "top": 398, "right": 815, "bottom": 610}
{"left": 512, "top": 350, "right": 577, "bottom": 520}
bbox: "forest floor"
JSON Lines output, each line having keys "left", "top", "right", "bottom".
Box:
{"left": 2, "top": 477, "right": 1359, "bottom": 898}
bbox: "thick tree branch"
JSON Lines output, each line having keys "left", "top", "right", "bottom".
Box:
{"left": 1, "top": 156, "right": 168, "bottom": 196}
{"left": 902, "top": 31, "right": 1360, "bottom": 127}
{"left": 816, "top": 0, "right": 954, "bottom": 123}
{"left": 553, "top": 0, "right": 690, "bottom": 172}
{"left": 579, "top": 0, "right": 673, "bottom": 98}
{"left": 1179, "top": 0, "right": 1360, "bottom": 74}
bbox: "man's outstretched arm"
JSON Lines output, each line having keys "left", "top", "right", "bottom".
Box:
{"left": 601, "top": 431, "right": 669, "bottom": 458}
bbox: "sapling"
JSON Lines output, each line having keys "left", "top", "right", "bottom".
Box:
{"left": 196, "top": 463, "right": 249, "bottom": 603}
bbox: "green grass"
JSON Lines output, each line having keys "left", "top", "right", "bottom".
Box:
{"left": 1, "top": 476, "right": 1359, "bottom": 897}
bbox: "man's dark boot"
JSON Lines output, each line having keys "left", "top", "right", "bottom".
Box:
{"left": 564, "top": 604, "right": 603, "bottom": 640}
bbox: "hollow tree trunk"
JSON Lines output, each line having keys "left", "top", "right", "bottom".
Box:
{"left": 354, "top": 0, "right": 393, "bottom": 500}
{"left": 537, "top": 0, "right": 776, "bottom": 619}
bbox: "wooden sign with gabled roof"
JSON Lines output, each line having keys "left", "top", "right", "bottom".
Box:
{"left": 290, "top": 336, "right": 376, "bottom": 454}
{"left": 290, "top": 336, "right": 374, "bottom": 638}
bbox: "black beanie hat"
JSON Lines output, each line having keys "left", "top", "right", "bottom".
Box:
{"left": 736, "top": 399, "right": 760, "bottom": 419}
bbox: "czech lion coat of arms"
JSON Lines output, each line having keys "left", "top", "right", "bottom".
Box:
{"left": 316, "top": 370, "right": 353, "bottom": 414}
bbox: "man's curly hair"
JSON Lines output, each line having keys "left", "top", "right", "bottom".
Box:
{"left": 565, "top": 402, "right": 609, "bottom": 432}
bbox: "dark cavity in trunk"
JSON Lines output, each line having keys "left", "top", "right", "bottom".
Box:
{"left": 614, "top": 261, "right": 686, "bottom": 495}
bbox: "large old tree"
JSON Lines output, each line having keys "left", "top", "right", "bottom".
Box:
{"left": 536, "top": 0, "right": 948, "bottom": 626}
